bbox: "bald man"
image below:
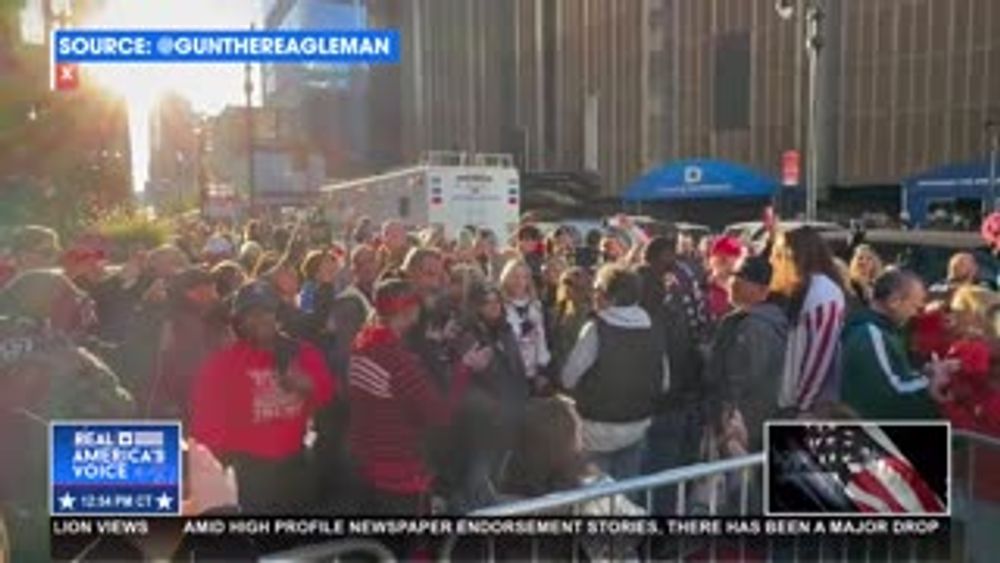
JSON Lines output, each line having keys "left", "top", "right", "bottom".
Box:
{"left": 929, "top": 252, "right": 981, "bottom": 303}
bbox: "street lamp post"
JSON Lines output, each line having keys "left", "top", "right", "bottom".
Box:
{"left": 777, "top": 0, "right": 824, "bottom": 222}
{"left": 196, "top": 119, "right": 209, "bottom": 218}
{"left": 245, "top": 23, "right": 256, "bottom": 216}
{"left": 987, "top": 119, "right": 999, "bottom": 214}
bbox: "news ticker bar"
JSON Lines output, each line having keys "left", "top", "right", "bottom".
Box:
{"left": 52, "top": 516, "right": 948, "bottom": 540}
{"left": 50, "top": 516, "right": 952, "bottom": 559}
{"left": 53, "top": 29, "right": 401, "bottom": 63}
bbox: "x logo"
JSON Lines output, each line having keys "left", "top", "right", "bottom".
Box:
{"left": 54, "top": 63, "right": 79, "bottom": 91}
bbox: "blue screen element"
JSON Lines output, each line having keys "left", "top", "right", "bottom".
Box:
{"left": 50, "top": 422, "right": 182, "bottom": 515}
{"left": 53, "top": 29, "right": 400, "bottom": 64}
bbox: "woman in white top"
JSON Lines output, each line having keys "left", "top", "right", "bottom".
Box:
{"left": 499, "top": 259, "right": 551, "bottom": 392}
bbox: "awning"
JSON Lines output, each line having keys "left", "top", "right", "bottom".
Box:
{"left": 621, "top": 159, "right": 779, "bottom": 202}
{"left": 902, "top": 161, "right": 998, "bottom": 225}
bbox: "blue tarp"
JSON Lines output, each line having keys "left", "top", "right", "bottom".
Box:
{"left": 902, "top": 161, "right": 998, "bottom": 225}
{"left": 621, "top": 159, "right": 779, "bottom": 202}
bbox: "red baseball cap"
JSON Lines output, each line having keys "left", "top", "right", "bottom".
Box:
{"left": 710, "top": 236, "right": 743, "bottom": 259}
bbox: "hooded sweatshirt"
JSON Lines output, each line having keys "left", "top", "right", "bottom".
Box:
{"left": 561, "top": 306, "right": 671, "bottom": 453}
{"left": 190, "top": 340, "right": 335, "bottom": 460}
{"left": 840, "top": 308, "right": 939, "bottom": 420}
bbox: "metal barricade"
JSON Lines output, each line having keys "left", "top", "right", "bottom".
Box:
{"left": 951, "top": 429, "right": 1000, "bottom": 563}
{"left": 439, "top": 453, "right": 765, "bottom": 562}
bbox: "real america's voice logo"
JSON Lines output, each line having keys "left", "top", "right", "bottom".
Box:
{"left": 50, "top": 421, "right": 182, "bottom": 516}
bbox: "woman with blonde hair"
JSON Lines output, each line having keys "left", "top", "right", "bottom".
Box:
{"left": 847, "top": 244, "right": 884, "bottom": 307}
{"left": 499, "top": 259, "right": 552, "bottom": 392}
{"left": 951, "top": 285, "right": 1000, "bottom": 339}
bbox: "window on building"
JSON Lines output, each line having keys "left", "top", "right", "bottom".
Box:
{"left": 398, "top": 196, "right": 411, "bottom": 218}
{"left": 714, "top": 31, "right": 751, "bottom": 131}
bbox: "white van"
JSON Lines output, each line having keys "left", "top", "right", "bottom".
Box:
{"left": 320, "top": 152, "right": 520, "bottom": 241}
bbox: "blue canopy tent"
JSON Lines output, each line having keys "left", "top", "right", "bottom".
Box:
{"left": 903, "top": 161, "right": 998, "bottom": 226}
{"left": 622, "top": 159, "right": 779, "bottom": 202}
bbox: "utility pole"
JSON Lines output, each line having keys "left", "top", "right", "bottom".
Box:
{"left": 196, "top": 119, "right": 208, "bottom": 218}
{"left": 244, "top": 23, "right": 256, "bottom": 216}
{"left": 777, "top": 0, "right": 825, "bottom": 222}
{"left": 805, "top": 4, "right": 823, "bottom": 222}
{"left": 988, "top": 119, "right": 998, "bottom": 214}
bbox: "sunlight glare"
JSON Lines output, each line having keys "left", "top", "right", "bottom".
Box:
{"left": 82, "top": 0, "right": 260, "bottom": 192}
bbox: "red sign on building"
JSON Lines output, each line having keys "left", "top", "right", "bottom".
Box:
{"left": 781, "top": 150, "right": 801, "bottom": 187}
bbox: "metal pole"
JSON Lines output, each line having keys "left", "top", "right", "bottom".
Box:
{"left": 988, "top": 121, "right": 998, "bottom": 214}
{"left": 197, "top": 123, "right": 207, "bottom": 218}
{"left": 805, "top": 4, "right": 823, "bottom": 222}
{"left": 245, "top": 24, "right": 256, "bottom": 216}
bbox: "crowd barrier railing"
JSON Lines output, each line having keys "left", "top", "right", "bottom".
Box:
{"left": 441, "top": 453, "right": 765, "bottom": 562}
{"left": 951, "top": 429, "right": 1000, "bottom": 563}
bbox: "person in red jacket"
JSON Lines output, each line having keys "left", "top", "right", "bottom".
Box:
{"left": 348, "top": 278, "right": 490, "bottom": 515}
{"left": 707, "top": 236, "right": 744, "bottom": 320}
{"left": 190, "top": 280, "right": 335, "bottom": 514}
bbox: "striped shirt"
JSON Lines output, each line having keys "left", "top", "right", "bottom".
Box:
{"left": 347, "top": 328, "right": 450, "bottom": 495}
{"left": 779, "top": 274, "right": 846, "bottom": 411}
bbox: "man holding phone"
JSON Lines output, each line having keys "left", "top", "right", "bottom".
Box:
{"left": 190, "top": 281, "right": 335, "bottom": 514}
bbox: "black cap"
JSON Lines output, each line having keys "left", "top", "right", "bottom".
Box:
{"left": 231, "top": 281, "right": 280, "bottom": 317}
{"left": 734, "top": 255, "right": 773, "bottom": 287}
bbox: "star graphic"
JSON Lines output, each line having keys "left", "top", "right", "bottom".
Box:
{"left": 58, "top": 492, "right": 76, "bottom": 511}
{"left": 156, "top": 492, "right": 174, "bottom": 511}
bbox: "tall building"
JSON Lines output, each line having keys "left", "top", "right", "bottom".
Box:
{"left": 262, "top": 0, "right": 370, "bottom": 178}
{"left": 207, "top": 105, "right": 324, "bottom": 208}
{"left": 147, "top": 92, "right": 198, "bottom": 208}
{"left": 380, "top": 0, "right": 1000, "bottom": 203}
{"left": 369, "top": 0, "right": 519, "bottom": 168}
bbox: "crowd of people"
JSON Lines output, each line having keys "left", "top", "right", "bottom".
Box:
{"left": 1, "top": 210, "right": 999, "bottom": 559}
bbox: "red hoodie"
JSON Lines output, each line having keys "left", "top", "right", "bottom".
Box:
{"left": 939, "top": 339, "right": 1000, "bottom": 503}
{"left": 190, "top": 340, "right": 335, "bottom": 460}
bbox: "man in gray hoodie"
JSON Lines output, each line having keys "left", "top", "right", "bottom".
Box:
{"left": 561, "top": 265, "right": 670, "bottom": 481}
{"left": 703, "top": 255, "right": 789, "bottom": 452}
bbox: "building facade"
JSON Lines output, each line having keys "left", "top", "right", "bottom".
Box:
{"left": 207, "top": 105, "right": 324, "bottom": 207}
{"left": 147, "top": 93, "right": 198, "bottom": 208}
{"left": 262, "top": 0, "right": 371, "bottom": 178}
{"left": 379, "top": 0, "right": 1000, "bottom": 200}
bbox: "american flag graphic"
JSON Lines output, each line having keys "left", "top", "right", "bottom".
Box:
{"left": 803, "top": 424, "right": 945, "bottom": 514}
{"left": 133, "top": 431, "right": 164, "bottom": 447}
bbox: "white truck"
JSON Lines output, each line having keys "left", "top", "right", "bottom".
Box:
{"left": 320, "top": 152, "right": 521, "bottom": 240}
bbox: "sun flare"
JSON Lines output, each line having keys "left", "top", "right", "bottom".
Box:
{"left": 80, "top": 0, "right": 260, "bottom": 191}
